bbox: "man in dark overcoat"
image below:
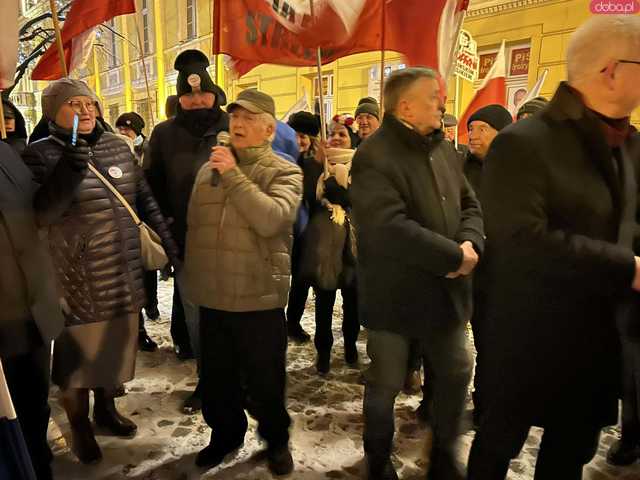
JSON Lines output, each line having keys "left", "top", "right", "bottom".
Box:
{"left": 352, "top": 67, "right": 484, "bottom": 480}
{"left": 467, "top": 15, "right": 640, "bottom": 480}
{"left": 0, "top": 142, "right": 64, "bottom": 479}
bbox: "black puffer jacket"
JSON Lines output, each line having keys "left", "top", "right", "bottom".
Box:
{"left": 23, "top": 123, "right": 179, "bottom": 326}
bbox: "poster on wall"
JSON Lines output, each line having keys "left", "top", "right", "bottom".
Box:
{"left": 454, "top": 30, "right": 479, "bottom": 82}
{"left": 368, "top": 62, "right": 406, "bottom": 101}
{"left": 507, "top": 85, "right": 529, "bottom": 114}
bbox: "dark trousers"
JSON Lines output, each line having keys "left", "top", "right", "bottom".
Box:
{"left": 2, "top": 344, "right": 53, "bottom": 480}
{"left": 620, "top": 337, "right": 640, "bottom": 443}
{"left": 170, "top": 281, "right": 191, "bottom": 352}
{"left": 363, "top": 326, "right": 472, "bottom": 466}
{"left": 200, "top": 307, "right": 291, "bottom": 450}
{"left": 467, "top": 421, "right": 601, "bottom": 480}
{"left": 143, "top": 269, "right": 158, "bottom": 312}
{"left": 314, "top": 286, "right": 360, "bottom": 355}
{"left": 286, "top": 237, "right": 310, "bottom": 328}
{"left": 471, "top": 284, "right": 487, "bottom": 419}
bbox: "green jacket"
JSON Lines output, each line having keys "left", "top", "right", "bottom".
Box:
{"left": 184, "top": 143, "right": 302, "bottom": 312}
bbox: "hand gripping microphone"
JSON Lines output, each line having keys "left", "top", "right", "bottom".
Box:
{"left": 211, "top": 131, "right": 231, "bottom": 187}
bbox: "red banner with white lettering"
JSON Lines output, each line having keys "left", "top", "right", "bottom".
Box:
{"left": 213, "top": 0, "right": 468, "bottom": 78}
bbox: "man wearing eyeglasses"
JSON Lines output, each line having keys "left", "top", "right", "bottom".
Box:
{"left": 467, "top": 15, "right": 640, "bottom": 480}
{"left": 183, "top": 88, "right": 301, "bottom": 476}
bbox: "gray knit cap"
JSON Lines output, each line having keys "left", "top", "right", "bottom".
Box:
{"left": 355, "top": 97, "right": 380, "bottom": 120}
{"left": 41, "top": 78, "right": 95, "bottom": 121}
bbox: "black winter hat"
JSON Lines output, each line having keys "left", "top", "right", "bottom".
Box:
{"left": 517, "top": 96, "right": 548, "bottom": 119}
{"left": 467, "top": 104, "right": 513, "bottom": 131}
{"left": 116, "top": 112, "right": 145, "bottom": 136}
{"left": 355, "top": 96, "right": 380, "bottom": 120}
{"left": 174, "top": 49, "right": 227, "bottom": 105}
{"left": 288, "top": 111, "right": 321, "bottom": 137}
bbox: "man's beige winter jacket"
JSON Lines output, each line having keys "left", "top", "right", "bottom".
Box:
{"left": 183, "top": 143, "right": 302, "bottom": 312}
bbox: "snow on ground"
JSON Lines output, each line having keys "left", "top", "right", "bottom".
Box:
{"left": 49, "top": 279, "right": 640, "bottom": 479}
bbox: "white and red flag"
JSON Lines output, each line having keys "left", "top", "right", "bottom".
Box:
{"left": 32, "top": 0, "right": 136, "bottom": 81}
{"left": 457, "top": 40, "right": 507, "bottom": 145}
{"left": 510, "top": 68, "right": 549, "bottom": 117}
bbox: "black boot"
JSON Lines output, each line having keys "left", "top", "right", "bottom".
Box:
{"left": 61, "top": 388, "right": 102, "bottom": 465}
{"left": 182, "top": 381, "right": 202, "bottom": 414}
{"left": 93, "top": 388, "right": 137, "bottom": 438}
{"left": 145, "top": 305, "right": 160, "bottom": 321}
{"left": 345, "top": 343, "right": 359, "bottom": 366}
{"left": 267, "top": 445, "right": 294, "bottom": 476}
{"left": 427, "top": 448, "right": 465, "bottom": 480}
{"left": 138, "top": 313, "right": 158, "bottom": 352}
{"left": 287, "top": 323, "right": 311, "bottom": 343}
{"left": 607, "top": 438, "right": 640, "bottom": 466}
{"left": 366, "top": 456, "right": 398, "bottom": 480}
{"left": 195, "top": 437, "right": 244, "bottom": 469}
{"left": 316, "top": 352, "right": 331, "bottom": 376}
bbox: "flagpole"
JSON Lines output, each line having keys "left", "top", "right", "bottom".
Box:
{"left": 49, "top": 0, "right": 68, "bottom": 77}
{"left": 0, "top": 98, "right": 6, "bottom": 139}
{"left": 134, "top": 18, "right": 155, "bottom": 129}
{"left": 309, "top": 0, "right": 329, "bottom": 176}
{"left": 309, "top": 0, "right": 326, "bottom": 142}
{"left": 454, "top": 75, "right": 460, "bottom": 148}
{"left": 379, "top": 0, "right": 387, "bottom": 114}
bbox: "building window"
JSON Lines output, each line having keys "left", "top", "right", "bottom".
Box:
{"left": 21, "top": 0, "right": 38, "bottom": 13}
{"left": 312, "top": 74, "right": 334, "bottom": 126}
{"left": 186, "top": 0, "right": 197, "bottom": 40}
{"left": 136, "top": 100, "right": 152, "bottom": 133}
{"left": 108, "top": 104, "right": 120, "bottom": 126}
{"left": 107, "top": 19, "right": 118, "bottom": 68}
{"left": 142, "top": 0, "right": 152, "bottom": 55}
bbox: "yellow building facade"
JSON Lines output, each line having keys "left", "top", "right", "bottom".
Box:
{"left": 13, "top": 0, "right": 636, "bottom": 135}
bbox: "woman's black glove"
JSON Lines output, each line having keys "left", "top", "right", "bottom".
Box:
{"left": 63, "top": 138, "right": 91, "bottom": 171}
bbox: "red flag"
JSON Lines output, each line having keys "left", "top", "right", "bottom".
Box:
{"left": 214, "top": 0, "right": 468, "bottom": 78}
{"left": 384, "top": 0, "right": 468, "bottom": 80}
{"left": 32, "top": 0, "right": 136, "bottom": 81}
{"left": 457, "top": 41, "right": 507, "bottom": 145}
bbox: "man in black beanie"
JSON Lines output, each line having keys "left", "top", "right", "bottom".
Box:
{"left": 146, "top": 49, "right": 229, "bottom": 413}
{"left": 516, "top": 96, "right": 549, "bottom": 121}
{"left": 462, "top": 103, "right": 512, "bottom": 430}
{"left": 2, "top": 98, "right": 27, "bottom": 155}
{"left": 355, "top": 97, "right": 380, "bottom": 141}
{"left": 116, "top": 112, "right": 147, "bottom": 164}
{"left": 464, "top": 104, "right": 512, "bottom": 196}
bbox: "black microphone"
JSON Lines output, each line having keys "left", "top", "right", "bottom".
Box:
{"left": 211, "top": 131, "right": 231, "bottom": 187}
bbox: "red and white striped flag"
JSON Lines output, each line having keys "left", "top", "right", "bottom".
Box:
{"left": 0, "top": 0, "right": 20, "bottom": 89}
{"left": 32, "top": 0, "right": 136, "bottom": 81}
{"left": 457, "top": 40, "right": 507, "bottom": 145}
